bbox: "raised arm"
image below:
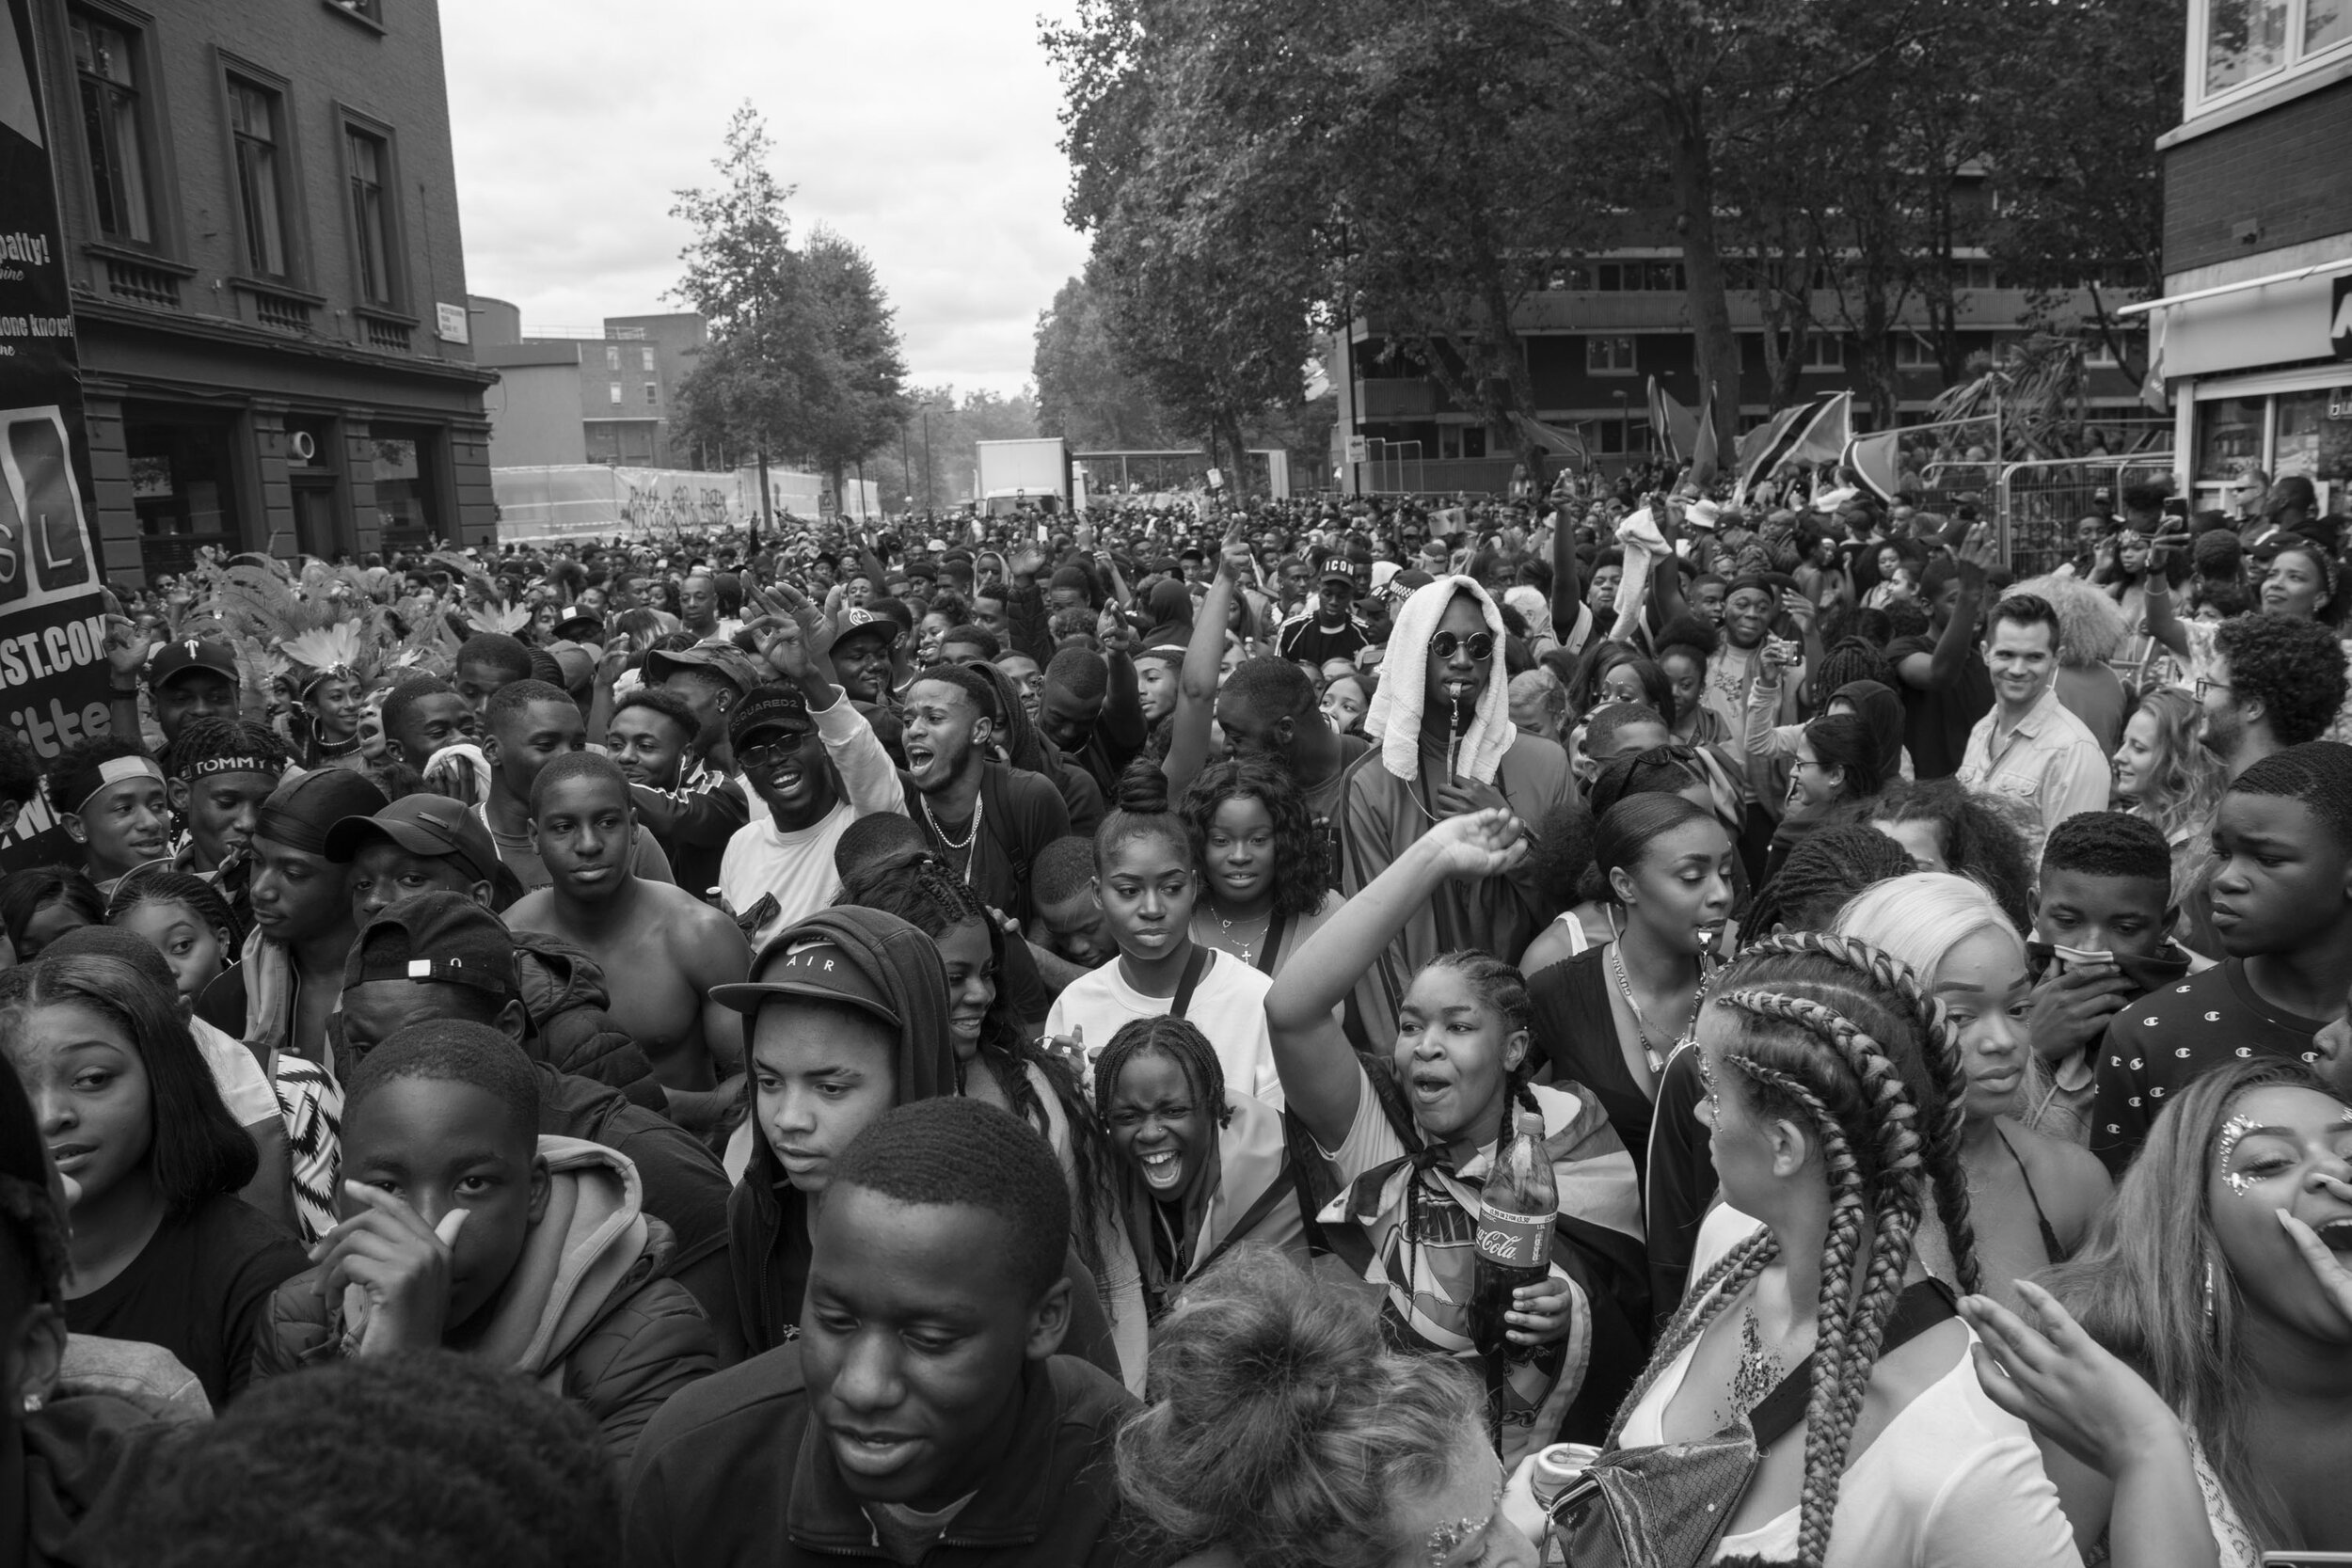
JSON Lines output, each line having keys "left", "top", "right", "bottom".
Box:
{"left": 1901, "top": 526, "right": 1994, "bottom": 691}
{"left": 1163, "top": 528, "right": 1249, "bottom": 795}
{"left": 1266, "top": 809, "right": 1527, "bottom": 1150}
{"left": 2137, "top": 552, "right": 2192, "bottom": 664}
{"left": 1549, "top": 507, "right": 1583, "bottom": 638}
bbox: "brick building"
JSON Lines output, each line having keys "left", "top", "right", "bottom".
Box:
{"left": 2134, "top": 5, "right": 2352, "bottom": 513}
{"left": 471, "top": 298, "right": 707, "bottom": 470}
{"left": 28, "top": 0, "right": 494, "bottom": 580}
{"left": 1329, "top": 173, "right": 2146, "bottom": 495}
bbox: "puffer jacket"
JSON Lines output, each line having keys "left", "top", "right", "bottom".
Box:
{"left": 254, "top": 1136, "right": 716, "bottom": 1466}
{"left": 514, "top": 930, "right": 665, "bottom": 1109}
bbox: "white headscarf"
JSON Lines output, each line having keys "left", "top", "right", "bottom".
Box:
{"left": 1363, "top": 576, "right": 1516, "bottom": 785}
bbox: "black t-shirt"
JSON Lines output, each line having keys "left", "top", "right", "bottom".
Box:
{"left": 1887, "top": 630, "right": 1993, "bottom": 781}
{"left": 1278, "top": 613, "right": 1371, "bottom": 666}
{"left": 2090, "top": 958, "right": 2327, "bottom": 1177}
{"left": 63, "top": 1193, "right": 309, "bottom": 1405}
{"left": 1301, "top": 732, "right": 1372, "bottom": 892}
{"left": 1529, "top": 947, "right": 1656, "bottom": 1165}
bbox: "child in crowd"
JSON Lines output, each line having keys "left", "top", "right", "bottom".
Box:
{"left": 253, "top": 1020, "right": 719, "bottom": 1465}
{"left": 46, "top": 738, "right": 173, "bottom": 894}
{"left": 2021, "top": 813, "right": 2201, "bottom": 1146}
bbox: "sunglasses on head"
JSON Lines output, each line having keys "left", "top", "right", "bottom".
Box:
{"left": 1427, "top": 630, "right": 1495, "bottom": 661}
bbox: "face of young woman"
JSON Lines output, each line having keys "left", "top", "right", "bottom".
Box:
{"left": 2260, "top": 549, "right": 2330, "bottom": 620}
{"left": 1321, "top": 678, "right": 1366, "bottom": 733}
{"left": 1785, "top": 736, "right": 1845, "bottom": 816}
{"left": 8, "top": 1001, "right": 152, "bottom": 1212}
{"left": 1105, "top": 1048, "right": 1209, "bottom": 1198}
{"left": 2111, "top": 706, "right": 2164, "bottom": 801}
{"left": 2207, "top": 1084, "right": 2352, "bottom": 1344}
{"left": 112, "top": 901, "right": 230, "bottom": 1000}
{"left": 1660, "top": 652, "right": 1706, "bottom": 726}
{"left": 1932, "top": 926, "right": 2034, "bottom": 1122}
{"left": 1617, "top": 818, "right": 1737, "bottom": 956}
{"left": 1392, "top": 965, "right": 1525, "bottom": 1148}
{"left": 306, "top": 676, "right": 364, "bottom": 736}
{"left": 1598, "top": 664, "right": 1647, "bottom": 709}
{"left": 932, "top": 917, "right": 998, "bottom": 1063}
{"left": 1202, "top": 795, "right": 1277, "bottom": 910}
{"left": 1382, "top": 1418, "right": 1537, "bottom": 1568}
{"left": 1093, "top": 834, "right": 1198, "bottom": 964}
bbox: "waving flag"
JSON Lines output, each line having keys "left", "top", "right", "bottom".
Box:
{"left": 1734, "top": 390, "right": 1851, "bottom": 505}
{"left": 1511, "top": 412, "right": 1590, "bottom": 465}
{"left": 1844, "top": 427, "right": 1905, "bottom": 503}
{"left": 1646, "top": 377, "right": 1698, "bottom": 464}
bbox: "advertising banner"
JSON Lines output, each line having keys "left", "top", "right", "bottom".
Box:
{"left": 0, "top": 0, "right": 113, "bottom": 869}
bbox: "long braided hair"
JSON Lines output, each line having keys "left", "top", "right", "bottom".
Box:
{"left": 1090, "top": 1015, "right": 1234, "bottom": 1319}
{"left": 1607, "top": 931, "right": 1979, "bottom": 1568}
{"left": 834, "top": 841, "right": 1115, "bottom": 1272}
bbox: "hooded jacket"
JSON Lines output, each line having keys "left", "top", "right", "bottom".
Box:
{"left": 724, "top": 906, "right": 1120, "bottom": 1375}
{"left": 253, "top": 1136, "right": 716, "bottom": 1467}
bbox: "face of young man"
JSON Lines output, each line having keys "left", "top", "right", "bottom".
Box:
{"left": 173, "top": 768, "right": 276, "bottom": 866}
{"left": 2207, "top": 790, "right": 2352, "bottom": 959}
{"left": 607, "top": 705, "right": 692, "bottom": 791}
{"left": 531, "top": 773, "right": 635, "bottom": 902}
{"left": 391, "top": 692, "right": 477, "bottom": 769}
{"left": 152, "top": 673, "right": 237, "bottom": 741}
{"left": 899, "top": 680, "right": 988, "bottom": 795}
{"left": 485, "top": 700, "right": 588, "bottom": 802}
{"left": 347, "top": 843, "right": 488, "bottom": 926}
{"left": 1984, "top": 617, "right": 2057, "bottom": 712}
{"left": 802, "top": 1184, "right": 1064, "bottom": 1509}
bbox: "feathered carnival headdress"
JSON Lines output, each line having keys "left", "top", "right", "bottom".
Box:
{"left": 189, "top": 553, "right": 413, "bottom": 702}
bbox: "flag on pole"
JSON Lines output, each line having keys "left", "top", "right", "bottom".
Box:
{"left": 1646, "top": 377, "right": 1698, "bottom": 465}
{"left": 1733, "top": 390, "right": 1851, "bottom": 505}
{"left": 1844, "top": 427, "right": 1905, "bottom": 503}
{"left": 1692, "top": 385, "right": 1722, "bottom": 485}
{"left": 2138, "top": 310, "right": 2169, "bottom": 413}
{"left": 1510, "top": 412, "right": 1590, "bottom": 465}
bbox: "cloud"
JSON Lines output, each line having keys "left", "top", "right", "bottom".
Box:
{"left": 441, "top": 0, "right": 1088, "bottom": 395}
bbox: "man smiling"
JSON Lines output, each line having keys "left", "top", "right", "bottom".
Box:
{"left": 622, "top": 1097, "right": 1138, "bottom": 1568}
{"left": 1954, "top": 592, "right": 2107, "bottom": 860}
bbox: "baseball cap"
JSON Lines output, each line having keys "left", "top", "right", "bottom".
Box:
{"left": 550, "top": 610, "right": 604, "bottom": 641}
{"left": 728, "top": 684, "right": 812, "bottom": 752}
{"left": 1317, "top": 553, "right": 1356, "bottom": 589}
{"left": 342, "top": 891, "right": 519, "bottom": 1002}
{"left": 326, "top": 793, "right": 502, "bottom": 889}
{"left": 710, "top": 929, "right": 899, "bottom": 1026}
{"left": 1388, "top": 568, "right": 1437, "bottom": 602}
{"left": 146, "top": 637, "right": 238, "bottom": 691}
{"left": 643, "top": 641, "right": 762, "bottom": 695}
{"left": 831, "top": 607, "right": 898, "bottom": 649}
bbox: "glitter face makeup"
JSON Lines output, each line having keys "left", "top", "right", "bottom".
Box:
{"left": 2217, "top": 1114, "right": 2261, "bottom": 1196}
{"left": 1425, "top": 1482, "right": 1506, "bottom": 1568}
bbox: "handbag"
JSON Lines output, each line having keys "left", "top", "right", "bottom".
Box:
{"left": 1546, "top": 1278, "right": 1956, "bottom": 1568}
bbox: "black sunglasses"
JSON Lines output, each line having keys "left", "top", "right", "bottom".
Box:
{"left": 1427, "top": 630, "right": 1495, "bottom": 661}
{"left": 739, "top": 732, "right": 812, "bottom": 766}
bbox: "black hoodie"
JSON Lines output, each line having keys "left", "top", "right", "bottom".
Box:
{"left": 723, "top": 907, "right": 1117, "bottom": 1374}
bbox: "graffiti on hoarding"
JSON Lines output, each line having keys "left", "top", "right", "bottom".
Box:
{"left": 619, "top": 476, "right": 735, "bottom": 531}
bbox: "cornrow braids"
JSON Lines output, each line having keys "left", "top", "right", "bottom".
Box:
{"left": 1730, "top": 1058, "right": 1872, "bottom": 1568}
{"left": 1740, "top": 929, "right": 1980, "bottom": 1295}
{"left": 1420, "top": 950, "right": 1537, "bottom": 1153}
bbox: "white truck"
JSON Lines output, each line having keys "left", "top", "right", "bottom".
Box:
{"left": 975, "top": 437, "right": 1072, "bottom": 515}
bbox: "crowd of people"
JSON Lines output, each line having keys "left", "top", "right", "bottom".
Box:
{"left": 4, "top": 458, "right": 2352, "bottom": 1568}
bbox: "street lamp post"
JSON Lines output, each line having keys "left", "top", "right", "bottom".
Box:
{"left": 1612, "top": 390, "right": 1628, "bottom": 476}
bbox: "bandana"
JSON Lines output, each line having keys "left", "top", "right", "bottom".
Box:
{"left": 75, "top": 755, "right": 165, "bottom": 813}
{"left": 182, "top": 752, "right": 279, "bottom": 783}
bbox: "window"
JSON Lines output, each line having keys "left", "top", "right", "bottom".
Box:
{"left": 643, "top": 381, "right": 658, "bottom": 405}
{"left": 2082, "top": 341, "right": 2121, "bottom": 369}
{"left": 640, "top": 346, "right": 656, "bottom": 372}
{"left": 228, "top": 78, "right": 290, "bottom": 277}
{"left": 72, "top": 12, "right": 152, "bottom": 244}
{"left": 1895, "top": 335, "right": 1937, "bottom": 369}
{"left": 1587, "top": 336, "right": 1635, "bottom": 374}
{"left": 1803, "top": 336, "right": 1846, "bottom": 371}
{"left": 2197, "top": 0, "right": 2350, "bottom": 106}
{"left": 605, "top": 345, "right": 619, "bottom": 369}
{"left": 609, "top": 382, "right": 623, "bottom": 405}
{"left": 345, "top": 128, "right": 393, "bottom": 305}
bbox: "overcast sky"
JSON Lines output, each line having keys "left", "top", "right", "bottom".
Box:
{"left": 440, "top": 0, "right": 1087, "bottom": 397}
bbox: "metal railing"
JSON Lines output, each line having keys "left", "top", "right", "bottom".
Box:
{"left": 1996, "top": 454, "right": 2178, "bottom": 578}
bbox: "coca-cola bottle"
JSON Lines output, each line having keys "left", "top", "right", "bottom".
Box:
{"left": 1470, "top": 1107, "right": 1555, "bottom": 1359}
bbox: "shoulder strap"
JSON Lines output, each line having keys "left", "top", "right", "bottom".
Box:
{"left": 1168, "top": 943, "right": 1212, "bottom": 1022}
{"left": 1257, "top": 911, "right": 1291, "bottom": 974}
{"left": 1745, "top": 1278, "right": 1959, "bottom": 1449}
{"left": 1194, "top": 1157, "right": 1296, "bottom": 1276}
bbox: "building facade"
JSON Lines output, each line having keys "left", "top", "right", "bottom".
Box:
{"left": 1329, "top": 184, "right": 2147, "bottom": 494}
{"left": 2137, "top": 1, "right": 2352, "bottom": 515}
{"left": 473, "top": 296, "right": 707, "bottom": 470}
{"left": 28, "top": 0, "right": 494, "bottom": 581}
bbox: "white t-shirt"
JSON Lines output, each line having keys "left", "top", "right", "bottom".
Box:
{"left": 189, "top": 1013, "right": 280, "bottom": 1127}
{"left": 1618, "top": 1206, "right": 2081, "bottom": 1568}
{"left": 1045, "top": 945, "right": 1283, "bottom": 1109}
{"left": 715, "top": 688, "right": 905, "bottom": 955}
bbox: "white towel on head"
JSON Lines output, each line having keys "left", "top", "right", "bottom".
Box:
{"left": 1364, "top": 575, "right": 1516, "bottom": 786}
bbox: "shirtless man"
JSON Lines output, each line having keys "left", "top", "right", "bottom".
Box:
{"left": 505, "top": 752, "right": 749, "bottom": 1132}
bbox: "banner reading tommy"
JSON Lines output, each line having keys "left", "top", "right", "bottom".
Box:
{"left": 0, "top": 0, "right": 112, "bottom": 870}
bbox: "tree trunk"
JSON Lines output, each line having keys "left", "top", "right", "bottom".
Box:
{"left": 1664, "top": 107, "right": 1741, "bottom": 486}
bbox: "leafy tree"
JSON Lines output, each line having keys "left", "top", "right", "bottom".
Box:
{"left": 667, "top": 106, "right": 909, "bottom": 492}
{"left": 1032, "top": 267, "right": 1182, "bottom": 451}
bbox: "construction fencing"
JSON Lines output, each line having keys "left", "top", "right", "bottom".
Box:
{"left": 1997, "top": 455, "right": 2178, "bottom": 579}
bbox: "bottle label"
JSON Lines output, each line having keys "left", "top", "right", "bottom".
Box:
{"left": 1475, "top": 1205, "right": 1551, "bottom": 1269}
